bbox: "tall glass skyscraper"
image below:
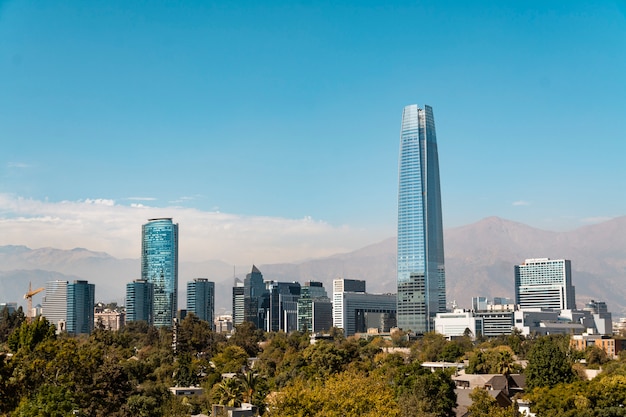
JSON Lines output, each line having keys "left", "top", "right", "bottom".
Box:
{"left": 142, "top": 218, "right": 179, "bottom": 327}
{"left": 397, "top": 104, "right": 446, "bottom": 333}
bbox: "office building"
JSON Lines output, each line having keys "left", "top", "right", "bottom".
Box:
{"left": 435, "top": 310, "right": 483, "bottom": 339}
{"left": 476, "top": 310, "right": 514, "bottom": 338}
{"left": 435, "top": 307, "right": 515, "bottom": 340}
{"left": 67, "top": 280, "right": 95, "bottom": 335}
{"left": 584, "top": 300, "right": 609, "bottom": 315}
{"left": 298, "top": 281, "right": 333, "bottom": 332}
{"left": 514, "top": 258, "right": 576, "bottom": 310}
{"left": 333, "top": 278, "right": 397, "bottom": 336}
{"left": 265, "top": 281, "right": 300, "bottom": 332}
{"left": 126, "top": 279, "right": 154, "bottom": 323}
{"left": 232, "top": 278, "right": 245, "bottom": 326}
{"left": 42, "top": 280, "right": 68, "bottom": 332}
{"left": 243, "top": 265, "right": 267, "bottom": 329}
{"left": 397, "top": 104, "right": 446, "bottom": 333}
{"left": 334, "top": 279, "right": 366, "bottom": 294}
{"left": 142, "top": 218, "right": 179, "bottom": 327}
{"left": 187, "top": 278, "right": 215, "bottom": 325}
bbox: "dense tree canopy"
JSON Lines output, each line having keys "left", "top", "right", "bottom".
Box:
{"left": 2, "top": 311, "right": 625, "bottom": 417}
{"left": 525, "top": 335, "right": 576, "bottom": 389}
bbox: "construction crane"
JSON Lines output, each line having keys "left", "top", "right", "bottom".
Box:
{"left": 24, "top": 282, "right": 45, "bottom": 322}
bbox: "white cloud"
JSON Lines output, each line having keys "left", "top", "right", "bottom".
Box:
{"left": 512, "top": 200, "right": 531, "bottom": 206}
{"left": 126, "top": 197, "right": 157, "bottom": 201}
{"left": 83, "top": 198, "right": 115, "bottom": 206}
{"left": 7, "top": 162, "right": 31, "bottom": 169}
{"left": 0, "top": 193, "right": 385, "bottom": 264}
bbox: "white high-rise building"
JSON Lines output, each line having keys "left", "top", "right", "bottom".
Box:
{"left": 42, "top": 280, "right": 68, "bottom": 332}
{"left": 514, "top": 258, "right": 576, "bottom": 310}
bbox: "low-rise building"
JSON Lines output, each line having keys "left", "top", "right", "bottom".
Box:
{"left": 570, "top": 333, "right": 626, "bottom": 359}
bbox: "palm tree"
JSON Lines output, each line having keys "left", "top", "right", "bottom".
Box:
{"left": 216, "top": 377, "right": 242, "bottom": 407}
{"left": 496, "top": 349, "right": 515, "bottom": 395}
{"left": 239, "top": 369, "right": 259, "bottom": 405}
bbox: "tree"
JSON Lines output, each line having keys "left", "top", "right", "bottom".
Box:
{"left": 466, "top": 346, "right": 520, "bottom": 377}
{"left": 525, "top": 335, "right": 576, "bottom": 389}
{"left": 176, "top": 313, "right": 224, "bottom": 356}
{"left": 267, "top": 369, "right": 399, "bottom": 417}
{"left": 239, "top": 369, "right": 259, "bottom": 404}
{"left": 122, "top": 394, "right": 161, "bottom": 417}
{"left": 173, "top": 352, "right": 197, "bottom": 387}
{"left": 12, "top": 384, "right": 77, "bottom": 417}
{"left": 8, "top": 317, "right": 56, "bottom": 352}
{"left": 302, "top": 340, "right": 351, "bottom": 378}
{"left": 413, "top": 332, "right": 448, "bottom": 362}
{"left": 0, "top": 352, "right": 19, "bottom": 411}
{"left": 439, "top": 342, "right": 465, "bottom": 362}
{"left": 467, "top": 387, "right": 520, "bottom": 417}
{"left": 585, "top": 345, "right": 609, "bottom": 369}
{"left": 228, "top": 322, "right": 264, "bottom": 357}
{"left": 0, "top": 306, "right": 25, "bottom": 344}
{"left": 397, "top": 370, "right": 457, "bottom": 417}
{"left": 213, "top": 377, "right": 243, "bottom": 407}
{"left": 211, "top": 345, "right": 249, "bottom": 374}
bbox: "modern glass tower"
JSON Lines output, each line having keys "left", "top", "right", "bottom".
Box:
{"left": 243, "top": 265, "right": 267, "bottom": 329}
{"left": 142, "top": 218, "right": 179, "bottom": 327}
{"left": 67, "top": 280, "right": 95, "bottom": 335}
{"left": 126, "top": 279, "right": 154, "bottom": 323}
{"left": 187, "top": 278, "right": 215, "bottom": 325}
{"left": 397, "top": 104, "right": 446, "bottom": 333}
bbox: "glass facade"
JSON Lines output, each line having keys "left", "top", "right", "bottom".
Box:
{"left": 397, "top": 104, "right": 446, "bottom": 333}
{"left": 142, "top": 218, "right": 179, "bottom": 327}
{"left": 297, "top": 281, "right": 332, "bottom": 332}
{"left": 243, "top": 265, "right": 267, "bottom": 329}
{"left": 187, "top": 278, "right": 215, "bottom": 325}
{"left": 67, "top": 280, "right": 95, "bottom": 335}
{"left": 126, "top": 279, "right": 154, "bottom": 323}
{"left": 265, "top": 281, "right": 300, "bottom": 332}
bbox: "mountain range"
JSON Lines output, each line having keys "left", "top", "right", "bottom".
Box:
{"left": 1, "top": 216, "right": 625, "bottom": 316}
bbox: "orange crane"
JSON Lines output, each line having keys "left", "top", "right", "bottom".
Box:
{"left": 24, "top": 282, "right": 45, "bottom": 322}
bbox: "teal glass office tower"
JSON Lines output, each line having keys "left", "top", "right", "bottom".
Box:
{"left": 126, "top": 279, "right": 154, "bottom": 323}
{"left": 67, "top": 280, "right": 95, "bottom": 335}
{"left": 187, "top": 278, "right": 215, "bottom": 325}
{"left": 397, "top": 104, "right": 446, "bottom": 333}
{"left": 142, "top": 218, "right": 179, "bottom": 327}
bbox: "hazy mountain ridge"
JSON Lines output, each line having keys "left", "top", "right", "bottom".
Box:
{"left": 1, "top": 216, "right": 625, "bottom": 315}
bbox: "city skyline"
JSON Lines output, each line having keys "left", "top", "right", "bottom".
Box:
{"left": 1, "top": 1, "right": 625, "bottom": 265}
{"left": 397, "top": 104, "right": 446, "bottom": 332}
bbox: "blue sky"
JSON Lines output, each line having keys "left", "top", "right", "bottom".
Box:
{"left": 1, "top": 0, "right": 625, "bottom": 261}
